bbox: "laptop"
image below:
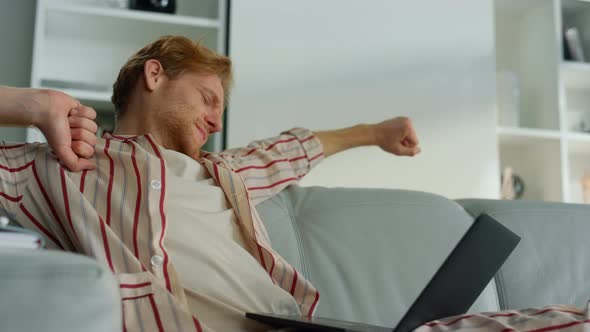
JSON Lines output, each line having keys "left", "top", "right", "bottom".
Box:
{"left": 246, "top": 213, "right": 521, "bottom": 332}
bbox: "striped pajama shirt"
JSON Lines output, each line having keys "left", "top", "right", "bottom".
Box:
{"left": 0, "top": 127, "right": 322, "bottom": 331}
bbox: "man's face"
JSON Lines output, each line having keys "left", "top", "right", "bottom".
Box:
{"left": 150, "top": 71, "right": 224, "bottom": 159}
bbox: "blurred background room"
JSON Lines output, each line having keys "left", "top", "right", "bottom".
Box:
{"left": 3, "top": 0, "right": 590, "bottom": 204}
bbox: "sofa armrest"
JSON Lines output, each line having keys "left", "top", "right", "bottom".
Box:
{"left": 458, "top": 198, "right": 590, "bottom": 310}
{"left": 0, "top": 250, "right": 121, "bottom": 332}
{"left": 258, "top": 185, "right": 499, "bottom": 327}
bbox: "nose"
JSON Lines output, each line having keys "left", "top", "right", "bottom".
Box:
{"left": 204, "top": 112, "right": 223, "bottom": 133}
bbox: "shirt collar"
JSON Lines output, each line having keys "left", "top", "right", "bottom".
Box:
{"left": 102, "top": 131, "right": 140, "bottom": 142}
{"left": 102, "top": 132, "right": 209, "bottom": 164}
{"left": 102, "top": 131, "right": 165, "bottom": 157}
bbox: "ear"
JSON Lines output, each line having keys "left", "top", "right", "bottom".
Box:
{"left": 143, "top": 59, "right": 165, "bottom": 91}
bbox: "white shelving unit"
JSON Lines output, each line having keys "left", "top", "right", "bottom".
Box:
{"left": 28, "top": 0, "right": 228, "bottom": 151}
{"left": 495, "top": 0, "right": 590, "bottom": 203}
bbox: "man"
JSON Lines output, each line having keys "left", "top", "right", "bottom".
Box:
{"left": 0, "top": 35, "right": 420, "bottom": 331}
{"left": 2, "top": 36, "right": 585, "bottom": 332}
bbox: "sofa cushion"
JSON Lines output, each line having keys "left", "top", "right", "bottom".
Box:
{"left": 258, "top": 185, "right": 499, "bottom": 327}
{"left": 458, "top": 199, "right": 590, "bottom": 310}
{"left": 0, "top": 250, "right": 121, "bottom": 332}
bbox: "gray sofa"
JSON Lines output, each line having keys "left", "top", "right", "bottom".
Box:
{"left": 2, "top": 185, "right": 588, "bottom": 331}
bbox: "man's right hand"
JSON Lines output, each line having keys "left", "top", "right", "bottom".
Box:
{"left": 31, "top": 89, "right": 98, "bottom": 172}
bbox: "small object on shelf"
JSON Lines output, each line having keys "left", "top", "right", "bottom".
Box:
{"left": 129, "top": 0, "right": 176, "bottom": 14}
{"left": 501, "top": 166, "right": 525, "bottom": 200}
{"left": 569, "top": 110, "right": 590, "bottom": 133}
{"left": 496, "top": 71, "right": 520, "bottom": 127}
{"left": 564, "top": 27, "right": 586, "bottom": 62}
{"left": 568, "top": 110, "right": 584, "bottom": 132}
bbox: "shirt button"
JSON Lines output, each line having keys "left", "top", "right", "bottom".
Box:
{"left": 151, "top": 255, "right": 163, "bottom": 267}
{"left": 151, "top": 179, "right": 162, "bottom": 190}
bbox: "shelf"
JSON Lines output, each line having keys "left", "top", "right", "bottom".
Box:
{"left": 46, "top": 2, "right": 220, "bottom": 28}
{"left": 495, "top": 0, "right": 544, "bottom": 17}
{"left": 38, "top": 85, "right": 111, "bottom": 102}
{"left": 38, "top": 86, "right": 114, "bottom": 113}
{"left": 497, "top": 127, "right": 561, "bottom": 146}
{"left": 562, "top": 61, "right": 590, "bottom": 90}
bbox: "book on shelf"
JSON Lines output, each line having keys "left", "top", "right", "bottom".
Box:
{"left": 564, "top": 27, "right": 586, "bottom": 62}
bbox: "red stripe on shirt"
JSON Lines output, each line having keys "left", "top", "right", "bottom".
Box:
{"left": 107, "top": 133, "right": 138, "bottom": 141}
{"left": 245, "top": 188, "right": 277, "bottom": 281}
{"left": 213, "top": 163, "right": 221, "bottom": 182}
{"left": 426, "top": 310, "right": 585, "bottom": 329}
{"left": 148, "top": 294, "right": 165, "bottom": 332}
{"left": 235, "top": 156, "right": 306, "bottom": 173}
{"left": 256, "top": 243, "right": 267, "bottom": 270}
{"left": 19, "top": 203, "right": 64, "bottom": 250}
{"left": 264, "top": 137, "right": 298, "bottom": 151}
{"left": 128, "top": 143, "right": 143, "bottom": 265}
{"left": 289, "top": 268, "right": 299, "bottom": 295}
{"left": 300, "top": 135, "right": 315, "bottom": 143}
{"left": 32, "top": 164, "right": 72, "bottom": 247}
{"left": 193, "top": 317, "right": 203, "bottom": 332}
{"left": 308, "top": 290, "right": 320, "bottom": 318}
{"left": 268, "top": 256, "right": 276, "bottom": 283}
{"left": 104, "top": 139, "right": 115, "bottom": 226}
{"left": 122, "top": 309, "right": 127, "bottom": 332}
{"left": 120, "top": 282, "right": 151, "bottom": 289}
{"left": 0, "top": 160, "right": 34, "bottom": 172}
{"left": 0, "top": 191, "right": 22, "bottom": 202}
{"left": 235, "top": 158, "right": 289, "bottom": 173}
{"left": 122, "top": 293, "right": 152, "bottom": 301}
{"left": 289, "top": 155, "right": 307, "bottom": 163}
{"left": 247, "top": 177, "right": 298, "bottom": 191}
{"left": 490, "top": 313, "right": 518, "bottom": 318}
{"left": 145, "top": 135, "right": 172, "bottom": 292}
{"left": 531, "top": 307, "right": 586, "bottom": 317}
{"left": 526, "top": 319, "right": 590, "bottom": 332}
{"left": 309, "top": 152, "right": 324, "bottom": 162}
{"left": 98, "top": 214, "right": 114, "bottom": 272}
{"left": 60, "top": 167, "right": 79, "bottom": 244}
{"left": 0, "top": 143, "right": 26, "bottom": 150}
{"left": 242, "top": 148, "right": 257, "bottom": 157}
{"left": 80, "top": 169, "right": 88, "bottom": 193}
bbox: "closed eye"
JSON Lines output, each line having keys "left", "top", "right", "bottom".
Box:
{"left": 197, "top": 89, "right": 210, "bottom": 105}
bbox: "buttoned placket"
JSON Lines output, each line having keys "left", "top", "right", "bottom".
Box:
{"left": 149, "top": 173, "right": 163, "bottom": 276}
{"left": 144, "top": 140, "right": 166, "bottom": 277}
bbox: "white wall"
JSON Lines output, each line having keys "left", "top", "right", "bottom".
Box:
{"left": 227, "top": 0, "right": 499, "bottom": 199}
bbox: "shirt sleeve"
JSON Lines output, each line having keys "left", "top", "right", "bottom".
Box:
{"left": 0, "top": 142, "right": 39, "bottom": 217}
{"left": 206, "top": 128, "right": 324, "bottom": 204}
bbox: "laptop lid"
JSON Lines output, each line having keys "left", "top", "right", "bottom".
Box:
{"left": 393, "top": 213, "right": 520, "bottom": 332}
{"left": 247, "top": 213, "right": 521, "bottom": 332}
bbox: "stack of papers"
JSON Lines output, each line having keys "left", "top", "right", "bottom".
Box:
{"left": 0, "top": 225, "right": 43, "bottom": 250}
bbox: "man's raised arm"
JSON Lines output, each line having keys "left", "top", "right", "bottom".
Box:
{"left": 315, "top": 116, "right": 421, "bottom": 158}
{"left": 0, "top": 86, "right": 98, "bottom": 172}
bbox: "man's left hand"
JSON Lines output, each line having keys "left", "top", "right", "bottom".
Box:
{"left": 373, "top": 117, "right": 421, "bottom": 156}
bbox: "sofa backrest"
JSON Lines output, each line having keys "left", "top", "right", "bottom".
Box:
{"left": 458, "top": 199, "right": 590, "bottom": 310}
{"left": 257, "top": 185, "right": 500, "bottom": 327}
